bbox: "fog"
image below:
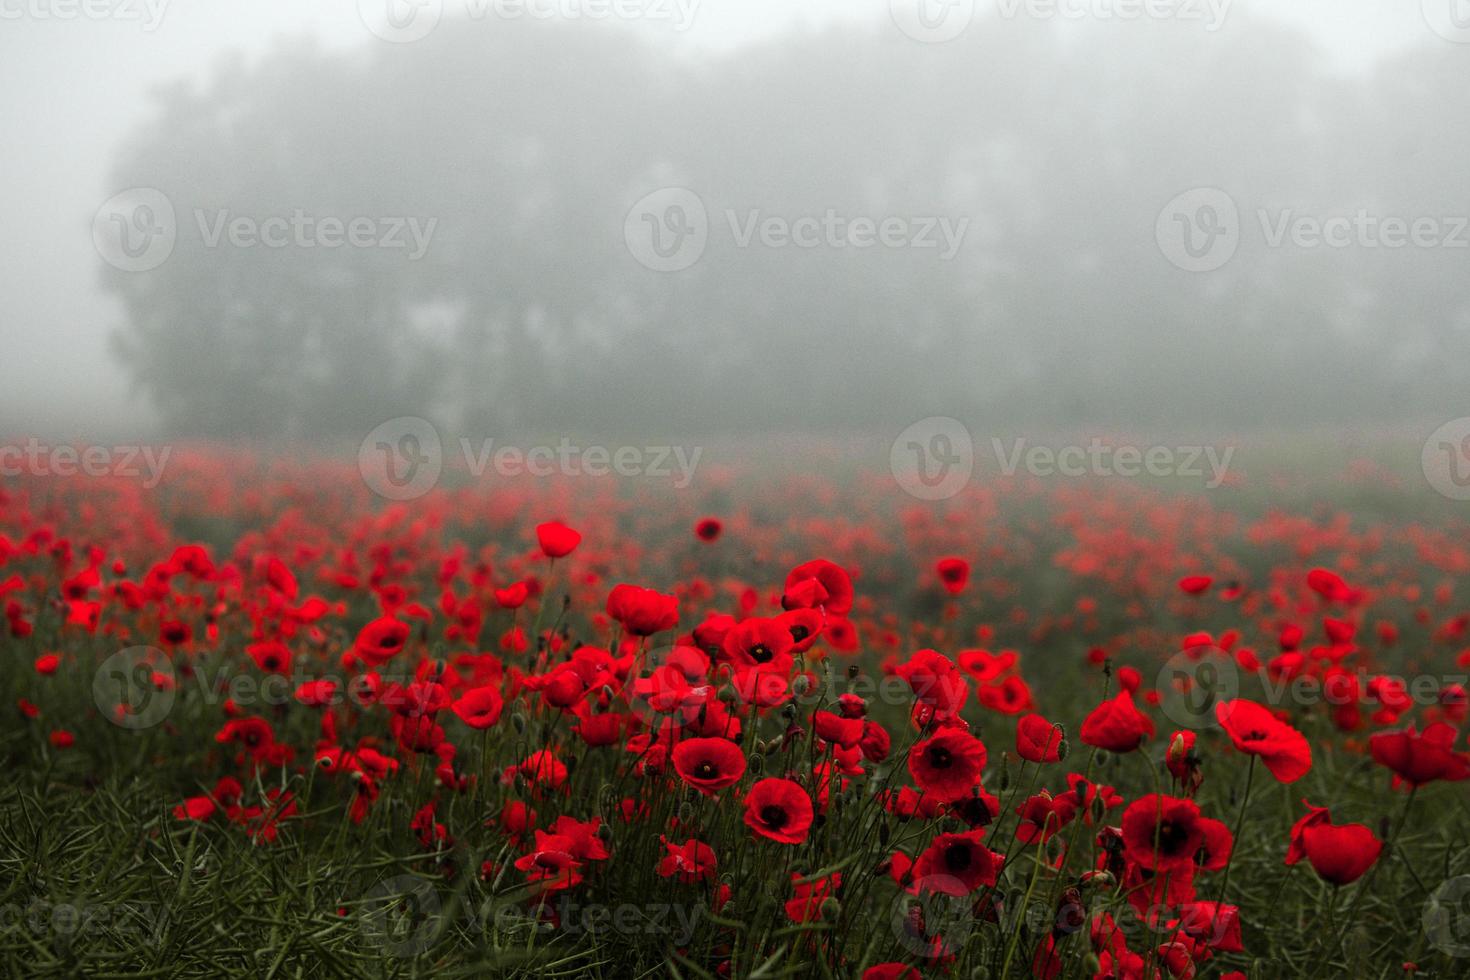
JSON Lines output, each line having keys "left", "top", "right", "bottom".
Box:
{"left": 2, "top": 0, "right": 1463, "bottom": 447}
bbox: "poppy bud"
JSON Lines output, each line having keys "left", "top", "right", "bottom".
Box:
{"left": 781, "top": 704, "right": 797, "bottom": 722}
{"left": 1056, "top": 739, "right": 1069, "bottom": 761}
{"left": 847, "top": 664, "right": 860, "bottom": 680}
{"left": 819, "top": 897, "right": 841, "bottom": 919}
{"left": 1000, "top": 768, "right": 1010, "bottom": 792}
{"left": 1080, "top": 870, "right": 1114, "bottom": 889}
{"left": 749, "top": 753, "right": 764, "bottom": 775}
{"left": 678, "top": 801, "right": 694, "bottom": 823}
{"left": 512, "top": 712, "right": 527, "bottom": 734}
{"left": 596, "top": 823, "right": 612, "bottom": 842}
{"left": 718, "top": 685, "right": 738, "bottom": 704}
{"left": 879, "top": 821, "right": 891, "bottom": 846}
{"left": 792, "top": 675, "right": 811, "bottom": 697}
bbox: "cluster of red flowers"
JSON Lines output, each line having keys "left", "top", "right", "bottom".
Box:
{"left": 5, "top": 451, "right": 1469, "bottom": 975}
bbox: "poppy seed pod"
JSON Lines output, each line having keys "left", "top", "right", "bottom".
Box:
{"left": 819, "top": 897, "right": 840, "bottom": 919}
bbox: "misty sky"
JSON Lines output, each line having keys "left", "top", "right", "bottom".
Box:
{"left": 0, "top": 0, "right": 1442, "bottom": 437}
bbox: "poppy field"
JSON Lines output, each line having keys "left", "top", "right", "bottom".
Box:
{"left": 3, "top": 444, "right": 1470, "bottom": 979}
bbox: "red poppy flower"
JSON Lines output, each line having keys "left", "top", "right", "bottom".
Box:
{"left": 743, "top": 778, "right": 814, "bottom": 844}
{"left": 353, "top": 616, "right": 411, "bottom": 666}
{"left": 34, "top": 653, "right": 59, "bottom": 675}
{"left": 1014, "top": 790, "right": 1076, "bottom": 844}
{"left": 452, "top": 685, "right": 505, "bottom": 729}
{"left": 863, "top": 966, "right": 921, "bottom": 980}
{"left": 514, "top": 830, "right": 583, "bottom": 892}
{"left": 657, "top": 836, "right": 717, "bottom": 883}
{"left": 784, "top": 871, "right": 841, "bottom": 922}
{"left": 895, "top": 649, "right": 969, "bottom": 720}
{"left": 672, "top": 737, "right": 747, "bottom": 795}
{"left": 605, "top": 583, "right": 679, "bottom": 637}
{"left": 535, "top": 521, "right": 581, "bottom": 558}
{"left": 781, "top": 559, "right": 854, "bottom": 616}
{"left": 1368, "top": 722, "right": 1470, "bottom": 787}
{"left": 694, "top": 517, "right": 723, "bottom": 542}
{"left": 911, "top": 829, "right": 1000, "bottom": 894}
{"left": 1016, "top": 713, "right": 1063, "bottom": 763}
{"left": 722, "top": 617, "right": 795, "bottom": 669}
{"left": 936, "top": 557, "right": 970, "bottom": 595}
{"left": 1285, "top": 800, "right": 1382, "bottom": 885}
{"left": 1080, "top": 690, "right": 1154, "bottom": 753}
{"left": 1214, "top": 699, "right": 1312, "bottom": 782}
{"left": 1175, "top": 901, "right": 1243, "bottom": 953}
{"left": 1120, "top": 794, "right": 1232, "bottom": 874}
{"left": 1178, "top": 575, "right": 1213, "bottom": 595}
{"left": 294, "top": 679, "right": 338, "bottom": 707}
{"left": 814, "top": 710, "right": 866, "bottom": 749}
{"left": 909, "top": 728, "right": 987, "bottom": 802}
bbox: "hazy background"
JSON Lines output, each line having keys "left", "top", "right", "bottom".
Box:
{"left": 2, "top": 0, "right": 1464, "bottom": 446}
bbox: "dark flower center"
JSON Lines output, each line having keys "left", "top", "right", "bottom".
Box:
{"left": 749, "top": 644, "right": 773, "bottom": 664}
{"left": 760, "top": 805, "right": 789, "bottom": 829}
{"left": 943, "top": 842, "right": 972, "bottom": 872}
{"left": 1156, "top": 819, "right": 1191, "bottom": 855}
{"left": 696, "top": 761, "right": 716, "bottom": 778}
{"left": 927, "top": 745, "right": 953, "bottom": 768}
{"left": 790, "top": 626, "right": 810, "bottom": 641}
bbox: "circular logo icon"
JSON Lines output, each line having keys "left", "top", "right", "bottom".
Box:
{"left": 93, "top": 646, "right": 176, "bottom": 730}
{"left": 1423, "top": 0, "right": 1470, "bottom": 43}
{"left": 93, "top": 188, "right": 176, "bottom": 272}
{"left": 890, "top": 0, "right": 975, "bottom": 43}
{"left": 359, "top": 417, "right": 443, "bottom": 501}
{"left": 1154, "top": 647, "right": 1238, "bottom": 730}
{"left": 360, "top": 875, "right": 442, "bottom": 958}
{"left": 890, "top": 417, "right": 974, "bottom": 500}
{"left": 888, "top": 876, "right": 976, "bottom": 959}
{"left": 358, "top": 0, "right": 442, "bottom": 43}
{"left": 624, "top": 188, "right": 708, "bottom": 272}
{"left": 1422, "top": 418, "right": 1470, "bottom": 501}
{"left": 1156, "top": 188, "right": 1239, "bottom": 272}
{"left": 1426, "top": 875, "right": 1470, "bottom": 957}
